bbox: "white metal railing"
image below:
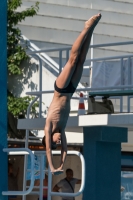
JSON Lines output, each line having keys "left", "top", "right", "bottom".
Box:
{"left": 20, "top": 38, "right": 133, "bottom": 118}
{"left": 4, "top": 149, "right": 47, "bottom": 200}
{"left": 3, "top": 149, "right": 85, "bottom": 200}
{"left": 26, "top": 151, "right": 46, "bottom": 200}
{"left": 26, "top": 150, "right": 85, "bottom": 200}
{"left": 2, "top": 148, "right": 35, "bottom": 196}
{"left": 48, "top": 151, "right": 85, "bottom": 200}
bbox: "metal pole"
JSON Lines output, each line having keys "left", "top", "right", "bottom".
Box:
{"left": 121, "top": 58, "right": 124, "bottom": 86}
{"left": 48, "top": 166, "right": 52, "bottom": 200}
{"left": 28, "top": 54, "right": 42, "bottom": 118}
{"left": 127, "top": 96, "right": 131, "bottom": 113}
{"left": 120, "top": 96, "right": 123, "bottom": 113}
{"left": 90, "top": 34, "right": 94, "bottom": 91}
{"left": 59, "top": 50, "right": 62, "bottom": 74}
{"left": 22, "top": 130, "right": 29, "bottom": 200}
{"left": 39, "top": 154, "right": 44, "bottom": 200}
{"left": 66, "top": 49, "right": 69, "bottom": 63}
{"left": 128, "top": 57, "right": 131, "bottom": 87}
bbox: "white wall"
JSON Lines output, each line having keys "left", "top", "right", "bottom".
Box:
{"left": 18, "top": 0, "right": 133, "bottom": 57}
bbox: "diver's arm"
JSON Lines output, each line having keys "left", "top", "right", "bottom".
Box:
{"left": 45, "top": 123, "right": 55, "bottom": 172}
{"left": 59, "top": 130, "right": 67, "bottom": 170}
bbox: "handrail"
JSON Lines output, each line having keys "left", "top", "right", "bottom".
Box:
{"left": 25, "top": 85, "right": 133, "bottom": 96}
{"left": 22, "top": 37, "right": 133, "bottom": 117}
{"left": 26, "top": 40, "right": 133, "bottom": 54}
{"left": 48, "top": 151, "right": 85, "bottom": 200}
{"left": 3, "top": 149, "right": 85, "bottom": 200}
{"left": 18, "top": 40, "right": 133, "bottom": 134}
{"left": 27, "top": 96, "right": 40, "bottom": 118}
{"left": 2, "top": 148, "right": 35, "bottom": 196}
{"left": 87, "top": 54, "right": 133, "bottom": 62}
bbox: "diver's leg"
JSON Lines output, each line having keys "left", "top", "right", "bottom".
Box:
{"left": 56, "top": 13, "right": 101, "bottom": 89}
{"left": 71, "top": 14, "right": 101, "bottom": 88}
{"left": 71, "top": 32, "right": 93, "bottom": 88}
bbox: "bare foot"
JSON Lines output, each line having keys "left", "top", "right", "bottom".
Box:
{"left": 85, "top": 13, "right": 101, "bottom": 30}
{"left": 51, "top": 169, "right": 64, "bottom": 175}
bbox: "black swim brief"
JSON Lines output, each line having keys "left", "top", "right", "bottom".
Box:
{"left": 54, "top": 81, "right": 76, "bottom": 94}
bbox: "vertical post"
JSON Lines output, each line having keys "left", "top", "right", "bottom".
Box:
{"left": 127, "top": 96, "right": 130, "bottom": 113}
{"left": 91, "top": 34, "right": 94, "bottom": 68}
{"left": 90, "top": 34, "right": 94, "bottom": 88}
{"left": 39, "top": 154, "right": 45, "bottom": 200}
{"left": 0, "top": 0, "right": 8, "bottom": 199}
{"left": 128, "top": 57, "right": 131, "bottom": 87}
{"left": 83, "top": 126, "right": 127, "bottom": 200}
{"left": 22, "top": 130, "right": 29, "bottom": 200}
{"left": 48, "top": 166, "right": 52, "bottom": 200}
{"left": 59, "top": 50, "right": 62, "bottom": 74}
{"left": 120, "top": 58, "right": 123, "bottom": 85}
{"left": 120, "top": 96, "right": 123, "bottom": 113}
{"left": 66, "top": 49, "right": 69, "bottom": 63}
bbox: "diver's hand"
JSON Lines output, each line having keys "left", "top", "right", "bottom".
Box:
{"left": 51, "top": 168, "right": 64, "bottom": 175}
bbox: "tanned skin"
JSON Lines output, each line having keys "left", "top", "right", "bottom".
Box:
{"left": 44, "top": 13, "right": 101, "bottom": 175}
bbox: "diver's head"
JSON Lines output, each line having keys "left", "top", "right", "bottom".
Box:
{"left": 42, "top": 132, "right": 61, "bottom": 150}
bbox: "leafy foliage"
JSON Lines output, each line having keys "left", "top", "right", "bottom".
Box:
{"left": 8, "top": 0, "right": 39, "bottom": 75}
{"left": 7, "top": 0, "right": 40, "bottom": 119}
{"left": 8, "top": 92, "right": 39, "bottom": 117}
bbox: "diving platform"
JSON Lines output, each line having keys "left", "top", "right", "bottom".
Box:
{"left": 17, "top": 113, "right": 133, "bottom": 200}
{"left": 79, "top": 113, "right": 133, "bottom": 131}
{"left": 18, "top": 113, "right": 133, "bottom": 131}
{"left": 78, "top": 113, "right": 130, "bottom": 200}
{"left": 17, "top": 116, "right": 82, "bottom": 132}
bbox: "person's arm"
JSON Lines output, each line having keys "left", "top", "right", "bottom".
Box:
{"left": 58, "top": 130, "right": 67, "bottom": 170}
{"left": 45, "top": 122, "right": 55, "bottom": 172}
{"left": 76, "top": 179, "right": 81, "bottom": 184}
{"left": 53, "top": 184, "right": 61, "bottom": 192}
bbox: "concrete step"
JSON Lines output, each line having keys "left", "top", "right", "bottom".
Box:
{"left": 18, "top": 0, "right": 133, "bottom": 58}
{"left": 19, "top": 12, "right": 133, "bottom": 33}
{"left": 18, "top": 24, "right": 133, "bottom": 51}
{"left": 20, "top": 2, "right": 133, "bottom": 27}
{"left": 19, "top": 0, "right": 133, "bottom": 62}
{"left": 114, "top": 0, "right": 133, "bottom": 3}
{"left": 22, "top": 0, "right": 133, "bottom": 15}
{"left": 94, "top": 35, "right": 133, "bottom": 53}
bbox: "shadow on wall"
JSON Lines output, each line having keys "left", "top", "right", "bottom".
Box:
{"left": 7, "top": 58, "right": 38, "bottom": 97}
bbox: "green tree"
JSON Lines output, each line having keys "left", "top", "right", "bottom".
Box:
{"left": 7, "top": 0, "right": 39, "bottom": 138}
